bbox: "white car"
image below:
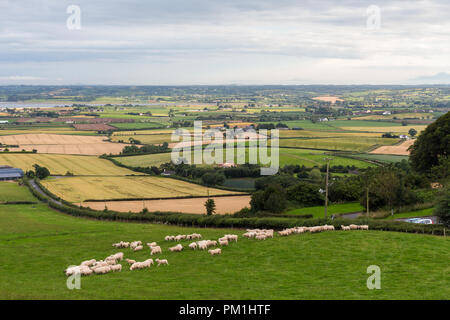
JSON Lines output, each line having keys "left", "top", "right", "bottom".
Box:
{"left": 405, "top": 218, "right": 433, "bottom": 225}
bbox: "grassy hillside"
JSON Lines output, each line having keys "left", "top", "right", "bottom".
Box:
{"left": 0, "top": 204, "right": 448, "bottom": 299}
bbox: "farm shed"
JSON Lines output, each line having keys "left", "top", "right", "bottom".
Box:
{"left": 0, "top": 166, "right": 24, "bottom": 181}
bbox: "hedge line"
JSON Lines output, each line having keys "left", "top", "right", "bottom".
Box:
{"left": 24, "top": 179, "right": 447, "bottom": 236}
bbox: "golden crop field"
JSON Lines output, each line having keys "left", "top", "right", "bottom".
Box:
{"left": 41, "top": 176, "right": 243, "bottom": 202}
{"left": 0, "top": 133, "right": 130, "bottom": 155}
{"left": 0, "top": 153, "right": 135, "bottom": 176}
{"left": 111, "top": 133, "right": 173, "bottom": 145}
{"left": 279, "top": 130, "right": 382, "bottom": 138}
{"left": 370, "top": 139, "right": 415, "bottom": 156}
{"left": 81, "top": 195, "right": 251, "bottom": 214}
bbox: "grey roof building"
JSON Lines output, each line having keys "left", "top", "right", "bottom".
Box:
{"left": 0, "top": 166, "right": 24, "bottom": 181}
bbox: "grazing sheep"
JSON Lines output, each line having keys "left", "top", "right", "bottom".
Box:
{"left": 133, "top": 245, "right": 143, "bottom": 252}
{"left": 255, "top": 234, "right": 267, "bottom": 240}
{"left": 110, "top": 264, "right": 122, "bottom": 272}
{"left": 130, "top": 241, "right": 143, "bottom": 249}
{"left": 147, "top": 242, "right": 157, "bottom": 248}
{"left": 143, "top": 259, "right": 154, "bottom": 267}
{"left": 208, "top": 248, "right": 222, "bottom": 255}
{"left": 92, "top": 261, "right": 108, "bottom": 268}
{"left": 169, "top": 244, "right": 183, "bottom": 252}
{"left": 155, "top": 258, "right": 169, "bottom": 266}
{"left": 226, "top": 234, "right": 238, "bottom": 242}
{"left": 207, "top": 240, "right": 217, "bottom": 247}
{"left": 189, "top": 242, "right": 198, "bottom": 250}
{"left": 80, "top": 259, "right": 96, "bottom": 267}
{"left": 112, "top": 241, "right": 130, "bottom": 248}
{"left": 93, "top": 266, "right": 111, "bottom": 274}
{"left": 341, "top": 225, "right": 351, "bottom": 231}
{"left": 150, "top": 246, "right": 162, "bottom": 255}
{"left": 219, "top": 239, "right": 229, "bottom": 246}
{"left": 197, "top": 240, "right": 208, "bottom": 250}
{"left": 349, "top": 224, "right": 359, "bottom": 230}
{"left": 125, "top": 259, "right": 136, "bottom": 265}
{"left": 358, "top": 225, "right": 369, "bottom": 230}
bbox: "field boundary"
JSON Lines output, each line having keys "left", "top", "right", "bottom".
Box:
{"left": 23, "top": 178, "right": 447, "bottom": 236}
{"left": 83, "top": 193, "right": 251, "bottom": 202}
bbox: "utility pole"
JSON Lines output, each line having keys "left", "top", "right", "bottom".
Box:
{"left": 324, "top": 158, "right": 332, "bottom": 219}
{"left": 366, "top": 187, "right": 369, "bottom": 216}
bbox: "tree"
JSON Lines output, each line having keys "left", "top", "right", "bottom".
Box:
{"left": 250, "top": 184, "right": 287, "bottom": 213}
{"left": 409, "top": 112, "right": 450, "bottom": 173}
{"left": 33, "top": 164, "right": 50, "bottom": 180}
{"left": 408, "top": 128, "right": 417, "bottom": 137}
{"left": 205, "top": 198, "right": 216, "bottom": 215}
{"left": 434, "top": 187, "right": 450, "bottom": 227}
{"left": 286, "top": 182, "right": 323, "bottom": 206}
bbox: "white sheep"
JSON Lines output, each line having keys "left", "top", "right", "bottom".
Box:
{"left": 188, "top": 242, "right": 198, "bottom": 250}
{"left": 147, "top": 242, "right": 157, "bottom": 248}
{"left": 197, "top": 240, "right": 208, "bottom": 250}
{"left": 125, "top": 258, "right": 136, "bottom": 265}
{"left": 208, "top": 248, "right": 222, "bottom": 255}
{"left": 110, "top": 264, "right": 122, "bottom": 272}
{"left": 93, "top": 266, "right": 111, "bottom": 274}
{"left": 341, "top": 225, "right": 351, "bottom": 231}
{"left": 155, "top": 258, "right": 169, "bottom": 266}
{"left": 219, "top": 239, "right": 229, "bottom": 246}
{"left": 169, "top": 244, "right": 183, "bottom": 252}
{"left": 150, "top": 246, "right": 162, "bottom": 255}
{"left": 80, "top": 259, "right": 96, "bottom": 267}
{"left": 133, "top": 245, "right": 143, "bottom": 252}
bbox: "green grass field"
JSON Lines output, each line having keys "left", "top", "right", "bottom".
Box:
{"left": 116, "top": 148, "right": 374, "bottom": 169}
{"left": 279, "top": 137, "right": 400, "bottom": 152}
{"left": 0, "top": 182, "right": 36, "bottom": 203}
{"left": 0, "top": 204, "right": 448, "bottom": 299}
{"left": 384, "top": 208, "right": 434, "bottom": 220}
{"left": 286, "top": 202, "right": 364, "bottom": 218}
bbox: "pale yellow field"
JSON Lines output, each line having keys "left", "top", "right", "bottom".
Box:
{"left": 0, "top": 129, "right": 96, "bottom": 135}
{"left": 41, "top": 176, "right": 243, "bottom": 202}
{"left": 0, "top": 153, "right": 136, "bottom": 176}
{"left": 370, "top": 139, "right": 415, "bottom": 156}
{"left": 340, "top": 126, "right": 427, "bottom": 134}
{"left": 0, "top": 133, "right": 130, "bottom": 155}
{"left": 312, "top": 96, "right": 344, "bottom": 103}
{"left": 81, "top": 195, "right": 251, "bottom": 214}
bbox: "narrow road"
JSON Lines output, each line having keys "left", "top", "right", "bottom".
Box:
{"left": 28, "top": 179, "right": 63, "bottom": 206}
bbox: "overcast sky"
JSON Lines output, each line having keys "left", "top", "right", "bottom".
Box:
{"left": 1, "top": 0, "right": 450, "bottom": 85}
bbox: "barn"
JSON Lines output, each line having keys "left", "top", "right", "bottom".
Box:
{"left": 0, "top": 166, "right": 24, "bottom": 181}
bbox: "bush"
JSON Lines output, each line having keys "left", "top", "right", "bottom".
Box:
{"left": 250, "top": 184, "right": 287, "bottom": 213}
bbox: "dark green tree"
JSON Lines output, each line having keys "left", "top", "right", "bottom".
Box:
{"left": 409, "top": 112, "right": 450, "bottom": 173}
{"left": 205, "top": 198, "right": 216, "bottom": 215}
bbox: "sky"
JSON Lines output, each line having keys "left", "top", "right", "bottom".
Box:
{"left": 1, "top": 0, "right": 450, "bottom": 85}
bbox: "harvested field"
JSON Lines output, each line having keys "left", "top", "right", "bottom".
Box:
{"left": 340, "top": 125, "right": 427, "bottom": 134}
{"left": 370, "top": 139, "right": 415, "bottom": 156}
{"left": 72, "top": 124, "right": 116, "bottom": 131}
{"left": 0, "top": 153, "right": 135, "bottom": 176}
{"left": 81, "top": 195, "right": 251, "bottom": 214}
{"left": 312, "top": 96, "right": 344, "bottom": 103}
{"left": 0, "top": 133, "right": 130, "bottom": 155}
{"left": 41, "top": 176, "right": 243, "bottom": 202}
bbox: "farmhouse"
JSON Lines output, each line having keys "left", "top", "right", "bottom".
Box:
{"left": 0, "top": 120, "right": 8, "bottom": 124}
{"left": 0, "top": 166, "right": 24, "bottom": 181}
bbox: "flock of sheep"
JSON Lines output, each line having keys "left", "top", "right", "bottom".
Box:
{"left": 64, "top": 225, "right": 369, "bottom": 277}
{"left": 64, "top": 233, "right": 240, "bottom": 277}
